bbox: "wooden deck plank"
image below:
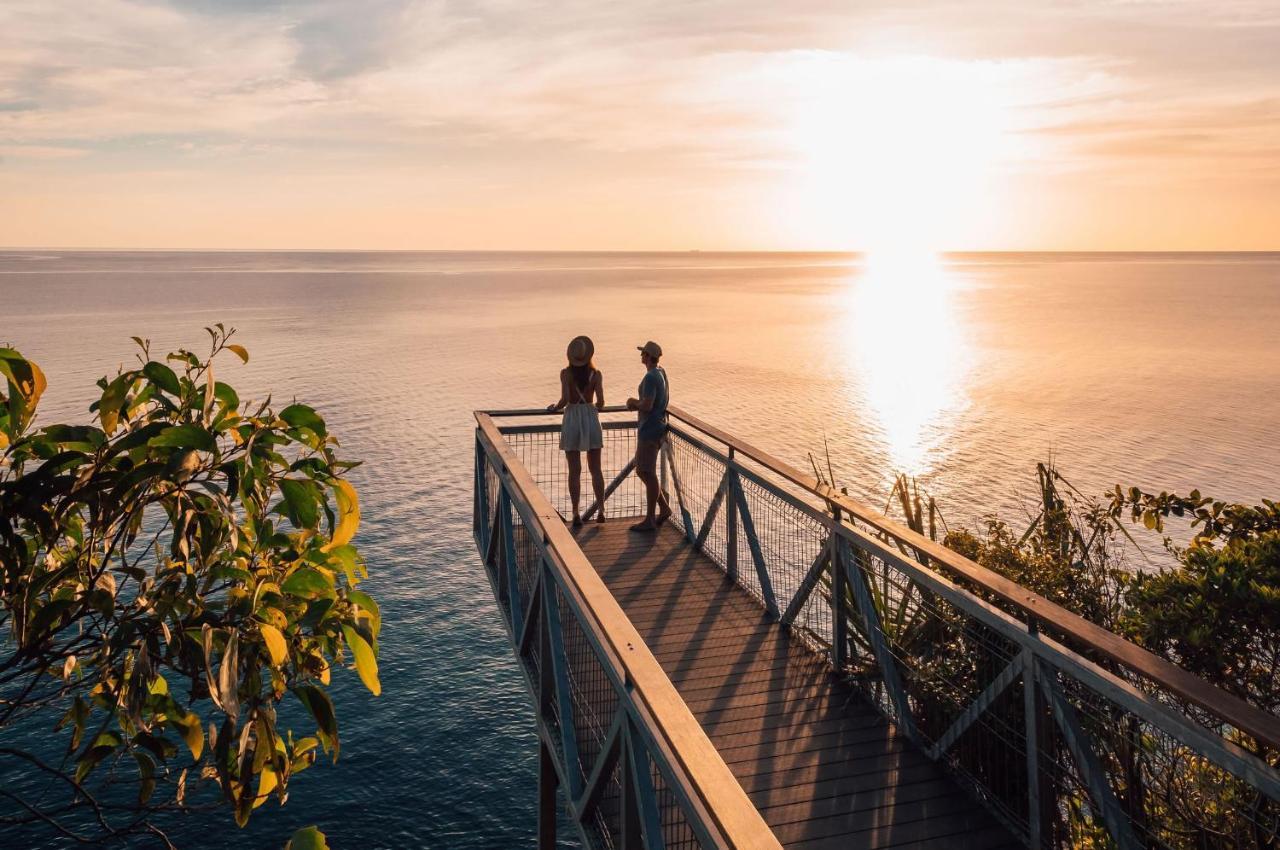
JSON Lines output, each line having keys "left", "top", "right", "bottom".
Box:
{"left": 573, "top": 520, "right": 1019, "bottom": 850}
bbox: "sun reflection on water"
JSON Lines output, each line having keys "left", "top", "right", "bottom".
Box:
{"left": 840, "top": 251, "right": 972, "bottom": 477}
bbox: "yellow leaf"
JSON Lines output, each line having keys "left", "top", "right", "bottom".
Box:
{"left": 311, "top": 652, "right": 331, "bottom": 686}
{"left": 226, "top": 344, "right": 249, "bottom": 364}
{"left": 179, "top": 712, "right": 204, "bottom": 760}
{"left": 323, "top": 480, "right": 360, "bottom": 551}
{"left": 342, "top": 625, "right": 380, "bottom": 696}
{"left": 261, "top": 624, "right": 287, "bottom": 666}
{"left": 99, "top": 376, "right": 129, "bottom": 435}
{"left": 254, "top": 766, "right": 277, "bottom": 809}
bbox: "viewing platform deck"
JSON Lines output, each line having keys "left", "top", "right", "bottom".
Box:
{"left": 473, "top": 406, "right": 1280, "bottom": 850}
{"left": 575, "top": 520, "right": 1017, "bottom": 848}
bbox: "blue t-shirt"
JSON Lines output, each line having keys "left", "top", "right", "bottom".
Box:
{"left": 637, "top": 367, "right": 669, "bottom": 441}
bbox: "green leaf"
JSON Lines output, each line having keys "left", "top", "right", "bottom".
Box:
{"left": 98, "top": 373, "right": 131, "bottom": 435}
{"left": 291, "top": 685, "right": 339, "bottom": 758}
{"left": 149, "top": 424, "right": 217, "bottom": 452}
{"left": 326, "top": 544, "right": 366, "bottom": 584}
{"left": 89, "top": 587, "right": 115, "bottom": 619}
{"left": 133, "top": 751, "right": 157, "bottom": 803}
{"left": 348, "top": 590, "right": 381, "bottom": 637}
{"left": 26, "top": 598, "right": 75, "bottom": 642}
{"left": 55, "top": 696, "right": 90, "bottom": 752}
{"left": 280, "top": 567, "right": 333, "bottom": 598}
{"left": 279, "top": 478, "right": 320, "bottom": 529}
{"left": 142, "top": 361, "right": 181, "bottom": 395}
{"left": 0, "top": 348, "right": 47, "bottom": 439}
{"left": 75, "top": 731, "right": 123, "bottom": 783}
{"left": 39, "top": 424, "right": 105, "bottom": 452}
{"left": 280, "top": 404, "right": 326, "bottom": 437}
{"left": 342, "top": 624, "right": 381, "bottom": 696}
{"left": 286, "top": 826, "right": 329, "bottom": 850}
{"left": 214, "top": 381, "right": 240, "bottom": 410}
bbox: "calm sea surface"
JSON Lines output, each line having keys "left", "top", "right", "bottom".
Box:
{"left": 1, "top": 250, "right": 1277, "bottom": 847}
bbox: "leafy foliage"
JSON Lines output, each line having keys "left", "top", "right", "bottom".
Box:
{"left": 1124, "top": 531, "right": 1280, "bottom": 718}
{"left": 0, "top": 328, "right": 380, "bottom": 846}
{"left": 881, "top": 464, "right": 1279, "bottom": 848}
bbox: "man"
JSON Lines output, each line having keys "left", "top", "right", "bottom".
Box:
{"left": 625, "top": 340, "right": 672, "bottom": 532}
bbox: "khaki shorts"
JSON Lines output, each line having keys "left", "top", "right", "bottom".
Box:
{"left": 635, "top": 437, "right": 661, "bottom": 479}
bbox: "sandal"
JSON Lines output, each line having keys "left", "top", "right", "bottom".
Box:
{"left": 629, "top": 521, "right": 656, "bottom": 533}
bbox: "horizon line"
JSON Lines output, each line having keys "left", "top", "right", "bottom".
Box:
{"left": 4, "top": 247, "right": 1280, "bottom": 255}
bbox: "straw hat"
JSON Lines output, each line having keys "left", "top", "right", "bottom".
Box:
{"left": 567, "top": 335, "right": 594, "bottom": 366}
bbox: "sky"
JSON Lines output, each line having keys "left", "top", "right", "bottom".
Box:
{"left": 1, "top": 0, "right": 1277, "bottom": 251}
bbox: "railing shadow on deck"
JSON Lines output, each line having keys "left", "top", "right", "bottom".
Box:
{"left": 476, "top": 406, "right": 1280, "bottom": 850}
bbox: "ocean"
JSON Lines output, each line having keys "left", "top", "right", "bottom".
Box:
{"left": 1, "top": 250, "right": 1277, "bottom": 847}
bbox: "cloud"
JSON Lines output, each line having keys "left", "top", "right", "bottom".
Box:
{"left": 3, "top": 0, "right": 1277, "bottom": 165}
{"left": 1, "top": 0, "right": 1277, "bottom": 247}
{"left": 0, "top": 144, "right": 88, "bottom": 160}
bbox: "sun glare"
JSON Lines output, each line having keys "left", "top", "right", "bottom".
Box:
{"left": 784, "top": 53, "right": 1019, "bottom": 253}
{"left": 838, "top": 250, "right": 972, "bottom": 476}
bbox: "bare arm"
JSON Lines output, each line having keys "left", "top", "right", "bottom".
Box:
{"left": 626, "top": 376, "right": 656, "bottom": 412}
{"left": 546, "top": 370, "right": 570, "bottom": 412}
{"left": 594, "top": 371, "right": 605, "bottom": 410}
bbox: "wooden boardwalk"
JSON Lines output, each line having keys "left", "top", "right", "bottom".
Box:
{"left": 573, "top": 520, "right": 1021, "bottom": 850}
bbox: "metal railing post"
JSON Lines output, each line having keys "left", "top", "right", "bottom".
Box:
{"left": 538, "top": 737, "right": 558, "bottom": 849}
{"left": 475, "top": 437, "right": 490, "bottom": 549}
{"left": 1023, "top": 635, "right": 1042, "bottom": 849}
{"left": 830, "top": 506, "right": 847, "bottom": 671}
{"left": 841, "top": 538, "right": 920, "bottom": 744}
{"left": 725, "top": 446, "right": 738, "bottom": 582}
{"left": 659, "top": 440, "right": 668, "bottom": 494}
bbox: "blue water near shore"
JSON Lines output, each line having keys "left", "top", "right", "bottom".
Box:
{"left": 1, "top": 250, "right": 1278, "bottom": 848}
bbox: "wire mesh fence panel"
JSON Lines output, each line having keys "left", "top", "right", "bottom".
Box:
{"left": 735, "top": 470, "right": 832, "bottom": 647}
{"left": 503, "top": 419, "right": 647, "bottom": 520}
{"left": 650, "top": 753, "right": 705, "bottom": 850}
{"left": 552, "top": 580, "right": 619, "bottom": 789}
{"left": 1046, "top": 666, "right": 1280, "bottom": 850}
{"left": 666, "top": 428, "right": 730, "bottom": 571}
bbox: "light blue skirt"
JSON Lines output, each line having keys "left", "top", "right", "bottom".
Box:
{"left": 560, "top": 403, "right": 603, "bottom": 451}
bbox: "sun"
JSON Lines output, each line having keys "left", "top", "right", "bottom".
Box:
{"left": 782, "top": 53, "right": 1019, "bottom": 253}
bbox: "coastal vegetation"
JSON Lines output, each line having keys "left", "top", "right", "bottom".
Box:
{"left": 871, "top": 466, "right": 1280, "bottom": 847}
{"left": 0, "top": 329, "right": 378, "bottom": 848}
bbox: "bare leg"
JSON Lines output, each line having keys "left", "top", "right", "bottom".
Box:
{"left": 643, "top": 469, "right": 671, "bottom": 525}
{"left": 587, "top": 448, "right": 606, "bottom": 522}
{"left": 566, "top": 451, "right": 582, "bottom": 524}
{"left": 631, "top": 441, "right": 672, "bottom": 532}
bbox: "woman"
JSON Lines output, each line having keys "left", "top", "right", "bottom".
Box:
{"left": 546, "top": 335, "right": 606, "bottom": 525}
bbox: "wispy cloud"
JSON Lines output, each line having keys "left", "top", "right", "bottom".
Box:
{"left": 1, "top": 0, "right": 1277, "bottom": 247}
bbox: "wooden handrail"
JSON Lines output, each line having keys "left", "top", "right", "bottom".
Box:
{"left": 481, "top": 405, "right": 632, "bottom": 417}
{"left": 475, "top": 412, "right": 782, "bottom": 850}
{"left": 666, "top": 404, "right": 1280, "bottom": 752}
